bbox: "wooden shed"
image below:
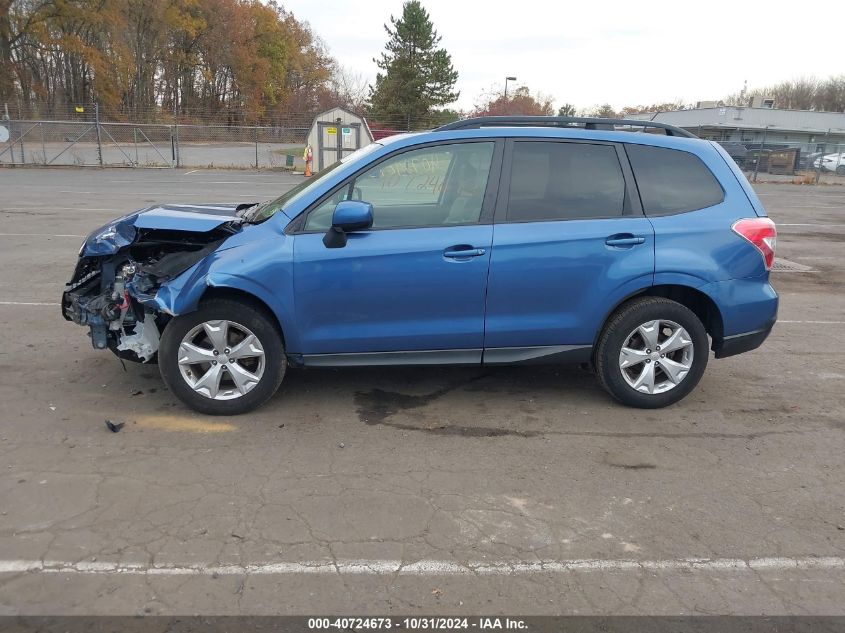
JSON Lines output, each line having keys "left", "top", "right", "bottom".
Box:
{"left": 306, "top": 107, "right": 374, "bottom": 171}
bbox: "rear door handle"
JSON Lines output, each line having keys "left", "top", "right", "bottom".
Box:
{"left": 605, "top": 234, "right": 646, "bottom": 247}
{"left": 443, "top": 246, "right": 487, "bottom": 259}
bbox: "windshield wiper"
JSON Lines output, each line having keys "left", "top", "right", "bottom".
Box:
{"left": 237, "top": 200, "right": 271, "bottom": 222}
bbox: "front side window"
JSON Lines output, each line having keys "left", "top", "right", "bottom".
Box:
{"left": 305, "top": 142, "right": 495, "bottom": 231}
{"left": 248, "top": 143, "right": 382, "bottom": 223}
{"left": 506, "top": 141, "right": 626, "bottom": 222}
{"left": 626, "top": 144, "right": 724, "bottom": 215}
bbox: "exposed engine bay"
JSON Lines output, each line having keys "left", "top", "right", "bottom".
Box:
{"left": 61, "top": 206, "right": 246, "bottom": 363}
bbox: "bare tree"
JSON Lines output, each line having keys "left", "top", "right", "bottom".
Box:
{"left": 721, "top": 75, "right": 845, "bottom": 112}
{"left": 815, "top": 76, "right": 845, "bottom": 112}
{"left": 324, "top": 64, "right": 369, "bottom": 112}
{"left": 581, "top": 104, "right": 617, "bottom": 118}
{"left": 619, "top": 101, "right": 687, "bottom": 115}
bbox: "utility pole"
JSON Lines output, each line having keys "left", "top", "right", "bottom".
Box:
{"left": 815, "top": 128, "right": 830, "bottom": 184}
{"left": 752, "top": 126, "right": 769, "bottom": 183}
{"left": 173, "top": 96, "right": 180, "bottom": 168}
{"left": 3, "top": 102, "right": 14, "bottom": 165}
{"left": 504, "top": 76, "right": 517, "bottom": 101}
{"left": 95, "top": 102, "right": 103, "bottom": 167}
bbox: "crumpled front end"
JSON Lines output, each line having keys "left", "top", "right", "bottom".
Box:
{"left": 62, "top": 205, "right": 243, "bottom": 362}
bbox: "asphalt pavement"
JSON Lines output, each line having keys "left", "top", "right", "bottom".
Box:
{"left": 0, "top": 167, "right": 843, "bottom": 615}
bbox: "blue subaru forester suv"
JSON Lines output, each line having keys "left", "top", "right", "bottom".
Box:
{"left": 62, "top": 116, "right": 778, "bottom": 415}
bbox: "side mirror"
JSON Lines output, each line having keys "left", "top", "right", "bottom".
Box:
{"left": 323, "top": 200, "right": 373, "bottom": 248}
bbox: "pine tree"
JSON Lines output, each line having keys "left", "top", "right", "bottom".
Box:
{"left": 368, "top": 1, "right": 458, "bottom": 127}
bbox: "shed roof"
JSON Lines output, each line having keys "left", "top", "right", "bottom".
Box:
{"left": 308, "top": 107, "right": 374, "bottom": 142}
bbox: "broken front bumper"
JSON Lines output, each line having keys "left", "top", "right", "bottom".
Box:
{"left": 63, "top": 206, "right": 239, "bottom": 362}
{"left": 62, "top": 256, "right": 162, "bottom": 362}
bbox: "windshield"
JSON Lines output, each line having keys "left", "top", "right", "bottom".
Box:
{"left": 247, "top": 142, "right": 382, "bottom": 222}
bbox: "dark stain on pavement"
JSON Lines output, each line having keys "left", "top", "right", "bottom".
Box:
{"left": 354, "top": 376, "right": 540, "bottom": 437}
{"left": 608, "top": 462, "right": 657, "bottom": 470}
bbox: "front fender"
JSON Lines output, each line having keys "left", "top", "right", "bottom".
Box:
{"left": 150, "top": 235, "right": 299, "bottom": 351}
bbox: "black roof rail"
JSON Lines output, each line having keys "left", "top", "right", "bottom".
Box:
{"left": 434, "top": 116, "right": 697, "bottom": 138}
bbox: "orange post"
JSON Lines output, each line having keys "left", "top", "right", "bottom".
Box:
{"left": 303, "top": 145, "right": 313, "bottom": 177}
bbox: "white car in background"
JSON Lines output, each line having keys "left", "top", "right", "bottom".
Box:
{"left": 813, "top": 152, "right": 845, "bottom": 174}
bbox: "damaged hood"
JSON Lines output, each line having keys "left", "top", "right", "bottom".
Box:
{"left": 82, "top": 203, "right": 242, "bottom": 256}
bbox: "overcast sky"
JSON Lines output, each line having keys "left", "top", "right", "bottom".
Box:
{"left": 282, "top": 0, "right": 845, "bottom": 112}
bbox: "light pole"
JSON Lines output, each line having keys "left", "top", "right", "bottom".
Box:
{"left": 504, "top": 76, "right": 517, "bottom": 101}
{"left": 752, "top": 125, "right": 769, "bottom": 183}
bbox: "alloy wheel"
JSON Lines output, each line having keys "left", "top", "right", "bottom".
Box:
{"left": 618, "top": 319, "right": 694, "bottom": 394}
{"left": 177, "top": 319, "right": 265, "bottom": 400}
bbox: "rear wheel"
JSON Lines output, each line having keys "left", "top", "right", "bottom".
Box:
{"left": 595, "top": 297, "right": 709, "bottom": 408}
{"left": 836, "top": 165, "right": 845, "bottom": 176}
{"left": 159, "top": 299, "right": 286, "bottom": 415}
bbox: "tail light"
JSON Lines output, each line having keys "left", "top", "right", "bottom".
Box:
{"left": 732, "top": 217, "right": 777, "bottom": 270}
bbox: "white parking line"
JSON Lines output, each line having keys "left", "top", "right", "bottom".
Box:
{"left": 779, "top": 320, "right": 845, "bottom": 325}
{"left": 5, "top": 207, "right": 119, "bottom": 211}
{"left": 105, "top": 180, "right": 284, "bottom": 185}
{"left": 757, "top": 192, "right": 845, "bottom": 198}
{"left": 0, "top": 233, "right": 84, "bottom": 238}
{"left": 778, "top": 223, "right": 845, "bottom": 228}
{"left": 1, "top": 556, "right": 843, "bottom": 576}
{"left": 772, "top": 204, "right": 843, "bottom": 209}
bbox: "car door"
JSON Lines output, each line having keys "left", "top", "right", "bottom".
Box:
{"left": 483, "top": 138, "right": 655, "bottom": 363}
{"left": 292, "top": 139, "right": 502, "bottom": 363}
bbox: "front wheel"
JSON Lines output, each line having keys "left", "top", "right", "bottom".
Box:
{"left": 595, "top": 297, "right": 709, "bottom": 408}
{"left": 159, "top": 298, "right": 286, "bottom": 415}
{"left": 836, "top": 165, "right": 845, "bottom": 176}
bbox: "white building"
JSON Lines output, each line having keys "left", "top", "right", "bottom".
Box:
{"left": 626, "top": 106, "right": 845, "bottom": 147}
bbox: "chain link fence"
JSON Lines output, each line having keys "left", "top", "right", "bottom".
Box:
{"left": 0, "top": 119, "right": 311, "bottom": 169}
{"left": 0, "top": 101, "right": 458, "bottom": 169}
{"left": 710, "top": 140, "right": 845, "bottom": 185}
{"left": 0, "top": 118, "right": 432, "bottom": 169}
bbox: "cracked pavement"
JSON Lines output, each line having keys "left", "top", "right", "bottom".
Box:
{"left": 0, "top": 170, "right": 843, "bottom": 614}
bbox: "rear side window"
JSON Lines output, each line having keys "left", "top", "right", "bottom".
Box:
{"left": 506, "top": 141, "right": 625, "bottom": 221}
{"left": 626, "top": 144, "right": 724, "bottom": 215}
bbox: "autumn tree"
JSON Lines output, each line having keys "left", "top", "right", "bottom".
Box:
{"left": 3, "top": 0, "right": 335, "bottom": 122}
{"left": 367, "top": 0, "right": 458, "bottom": 126}
{"left": 557, "top": 103, "right": 576, "bottom": 117}
{"left": 472, "top": 86, "right": 554, "bottom": 117}
{"left": 0, "top": 0, "right": 20, "bottom": 103}
{"left": 4, "top": 0, "right": 126, "bottom": 110}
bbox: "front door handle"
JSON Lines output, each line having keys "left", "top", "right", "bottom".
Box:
{"left": 443, "top": 245, "right": 487, "bottom": 259}
{"left": 605, "top": 234, "right": 646, "bottom": 247}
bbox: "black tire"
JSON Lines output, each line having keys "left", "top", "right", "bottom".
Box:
{"left": 159, "top": 298, "right": 286, "bottom": 415}
{"left": 595, "top": 297, "right": 709, "bottom": 409}
{"left": 836, "top": 165, "right": 845, "bottom": 176}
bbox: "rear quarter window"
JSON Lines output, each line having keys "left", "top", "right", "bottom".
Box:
{"left": 506, "top": 141, "right": 626, "bottom": 222}
{"left": 626, "top": 144, "right": 724, "bottom": 215}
